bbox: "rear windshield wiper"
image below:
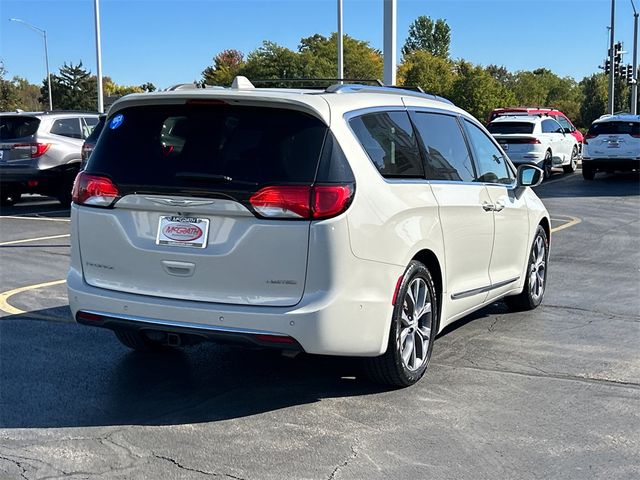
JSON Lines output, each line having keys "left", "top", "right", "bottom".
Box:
{"left": 175, "top": 172, "right": 258, "bottom": 186}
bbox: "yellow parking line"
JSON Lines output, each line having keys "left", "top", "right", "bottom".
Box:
{"left": 0, "top": 279, "right": 66, "bottom": 315}
{"left": 551, "top": 215, "right": 582, "bottom": 233}
{"left": 0, "top": 234, "right": 70, "bottom": 246}
{"left": 0, "top": 215, "right": 70, "bottom": 222}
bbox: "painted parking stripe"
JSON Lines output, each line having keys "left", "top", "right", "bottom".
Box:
{"left": 0, "top": 279, "right": 67, "bottom": 315}
{"left": 550, "top": 215, "right": 582, "bottom": 233}
{"left": 0, "top": 234, "right": 70, "bottom": 246}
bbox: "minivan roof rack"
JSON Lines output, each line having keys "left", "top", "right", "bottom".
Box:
{"left": 325, "top": 84, "right": 454, "bottom": 105}
{"left": 251, "top": 78, "right": 383, "bottom": 88}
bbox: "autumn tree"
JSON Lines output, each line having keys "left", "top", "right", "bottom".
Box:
{"left": 402, "top": 16, "right": 451, "bottom": 59}
{"left": 202, "top": 49, "right": 245, "bottom": 86}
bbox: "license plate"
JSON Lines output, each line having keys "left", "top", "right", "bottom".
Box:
{"left": 156, "top": 216, "right": 209, "bottom": 248}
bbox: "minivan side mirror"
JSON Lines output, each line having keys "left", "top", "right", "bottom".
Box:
{"left": 517, "top": 165, "right": 544, "bottom": 188}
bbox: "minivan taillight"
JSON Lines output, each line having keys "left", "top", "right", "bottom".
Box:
{"left": 72, "top": 171, "right": 119, "bottom": 207}
{"left": 249, "top": 184, "right": 353, "bottom": 220}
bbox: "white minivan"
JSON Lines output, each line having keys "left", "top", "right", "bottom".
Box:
{"left": 68, "top": 78, "right": 550, "bottom": 387}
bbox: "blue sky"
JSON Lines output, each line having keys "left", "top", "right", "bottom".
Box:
{"left": 0, "top": 0, "right": 637, "bottom": 89}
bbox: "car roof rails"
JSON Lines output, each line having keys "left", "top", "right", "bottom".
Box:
{"left": 250, "top": 78, "right": 383, "bottom": 89}
{"left": 325, "top": 83, "right": 454, "bottom": 105}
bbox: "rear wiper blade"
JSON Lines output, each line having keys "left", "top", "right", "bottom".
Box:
{"left": 175, "top": 172, "right": 258, "bottom": 186}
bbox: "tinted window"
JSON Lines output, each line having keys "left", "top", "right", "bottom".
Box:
{"left": 541, "top": 119, "right": 562, "bottom": 134}
{"left": 87, "top": 104, "right": 328, "bottom": 192}
{"left": 464, "top": 120, "right": 512, "bottom": 185}
{"left": 51, "top": 118, "right": 82, "bottom": 139}
{"left": 588, "top": 121, "right": 640, "bottom": 136}
{"left": 554, "top": 116, "right": 572, "bottom": 130}
{"left": 411, "top": 112, "right": 475, "bottom": 182}
{"left": 0, "top": 116, "right": 40, "bottom": 140}
{"left": 487, "top": 122, "right": 535, "bottom": 134}
{"left": 350, "top": 111, "right": 423, "bottom": 178}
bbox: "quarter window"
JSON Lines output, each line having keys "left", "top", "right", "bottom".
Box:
{"left": 541, "top": 119, "right": 562, "bottom": 134}
{"left": 411, "top": 112, "right": 475, "bottom": 182}
{"left": 349, "top": 111, "right": 424, "bottom": 178}
{"left": 51, "top": 118, "right": 82, "bottom": 139}
{"left": 463, "top": 120, "right": 513, "bottom": 185}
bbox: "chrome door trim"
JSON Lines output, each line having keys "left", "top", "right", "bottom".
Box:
{"left": 451, "top": 276, "right": 520, "bottom": 300}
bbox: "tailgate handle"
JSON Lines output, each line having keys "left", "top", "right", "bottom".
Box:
{"left": 162, "top": 260, "right": 196, "bottom": 277}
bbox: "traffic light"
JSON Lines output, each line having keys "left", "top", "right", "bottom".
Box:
{"left": 605, "top": 59, "right": 611, "bottom": 74}
{"left": 620, "top": 65, "right": 627, "bottom": 80}
{"left": 627, "top": 64, "right": 635, "bottom": 84}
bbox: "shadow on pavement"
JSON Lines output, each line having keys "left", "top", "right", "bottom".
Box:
{"left": 535, "top": 170, "right": 640, "bottom": 199}
{"left": 0, "top": 308, "right": 393, "bottom": 429}
{"left": 0, "top": 194, "right": 70, "bottom": 217}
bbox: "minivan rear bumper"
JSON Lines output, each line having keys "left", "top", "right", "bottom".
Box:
{"left": 67, "top": 256, "right": 402, "bottom": 357}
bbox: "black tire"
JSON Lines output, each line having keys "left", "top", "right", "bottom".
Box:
{"left": 113, "top": 329, "right": 171, "bottom": 353}
{"left": 363, "top": 261, "right": 439, "bottom": 387}
{"left": 543, "top": 151, "right": 553, "bottom": 179}
{"left": 563, "top": 146, "right": 578, "bottom": 173}
{"left": 0, "top": 190, "right": 21, "bottom": 207}
{"left": 582, "top": 165, "right": 595, "bottom": 180}
{"left": 56, "top": 169, "right": 77, "bottom": 208}
{"left": 505, "top": 226, "right": 549, "bottom": 311}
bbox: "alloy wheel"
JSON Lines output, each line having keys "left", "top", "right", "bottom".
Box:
{"left": 400, "top": 277, "right": 433, "bottom": 371}
{"left": 529, "top": 235, "right": 547, "bottom": 302}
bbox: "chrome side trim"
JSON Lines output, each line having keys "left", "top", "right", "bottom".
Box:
{"left": 79, "top": 309, "right": 286, "bottom": 337}
{"left": 451, "top": 276, "right": 520, "bottom": 300}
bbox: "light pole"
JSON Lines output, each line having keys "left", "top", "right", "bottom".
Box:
{"left": 609, "top": 0, "right": 616, "bottom": 114}
{"left": 94, "top": 0, "right": 104, "bottom": 113}
{"left": 10, "top": 18, "right": 53, "bottom": 111}
{"left": 631, "top": 0, "right": 638, "bottom": 114}
{"left": 383, "top": 0, "right": 397, "bottom": 85}
{"left": 337, "top": 0, "right": 344, "bottom": 82}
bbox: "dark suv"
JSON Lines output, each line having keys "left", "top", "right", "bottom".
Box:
{"left": 0, "top": 111, "right": 99, "bottom": 206}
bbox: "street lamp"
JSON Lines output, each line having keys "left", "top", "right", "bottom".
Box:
{"left": 631, "top": 0, "right": 638, "bottom": 114}
{"left": 9, "top": 18, "right": 53, "bottom": 111}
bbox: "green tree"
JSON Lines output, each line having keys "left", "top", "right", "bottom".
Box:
{"left": 578, "top": 74, "right": 608, "bottom": 127}
{"left": 485, "top": 64, "right": 512, "bottom": 87}
{"left": 12, "top": 76, "right": 42, "bottom": 110}
{"left": 399, "top": 51, "right": 455, "bottom": 98}
{"left": 402, "top": 16, "right": 451, "bottom": 59}
{"left": 298, "top": 33, "right": 383, "bottom": 80}
{"left": 139, "top": 82, "right": 156, "bottom": 92}
{"left": 202, "top": 49, "right": 245, "bottom": 86}
{"left": 0, "top": 62, "right": 19, "bottom": 111}
{"left": 450, "top": 61, "right": 516, "bottom": 121}
{"left": 42, "top": 61, "right": 97, "bottom": 110}
{"left": 238, "top": 41, "right": 303, "bottom": 84}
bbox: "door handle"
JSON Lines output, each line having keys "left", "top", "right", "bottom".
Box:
{"left": 493, "top": 202, "right": 505, "bottom": 212}
{"left": 482, "top": 203, "right": 495, "bottom": 212}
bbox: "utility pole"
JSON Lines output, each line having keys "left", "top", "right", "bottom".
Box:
{"left": 631, "top": 0, "right": 639, "bottom": 114}
{"left": 609, "top": 0, "right": 616, "bottom": 114}
{"left": 383, "top": 0, "right": 396, "bottom": 85}
{"left": 94, "top": 0, "right": 104, "bottom": 113}
{"left": 337, "top": 0, "right": 344, "bottom": 82}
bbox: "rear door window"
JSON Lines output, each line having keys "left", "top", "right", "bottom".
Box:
{"left": 51, "top": 118, "right": 82, "bottom": 139}
{"left": 410, "top": 111, "right": 475, "bottom": 182}
{"left": 349, "top": 111, "right": 424, "bottom": 178}
{"left": 487, "top": 122, "right": 534, "bottom": 134}
{"left": 86, "top": 104, "right": 328, "bottom": 193}
{"left": 541, "top": 119, "right": 562, "bottom": 134}
{"left": 588, "top": 121, "right": 640, "bottom": 136}
{"left": 0, "top": 116, "right": 40, "bottom": 140}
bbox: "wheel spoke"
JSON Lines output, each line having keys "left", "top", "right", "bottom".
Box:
{"left": 402, "top": 334, "right": 414, "bottom": 366}
{"left": 401, "top": 310, "right": 411, "bottom": 328}
{"left": 400, "top": 326, "right": 411, "bottom": 345}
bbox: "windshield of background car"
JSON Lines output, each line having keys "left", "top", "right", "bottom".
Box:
{"left": 487, "top": 122, "right": 534, "bottom": 134}
{"left": 587, "top": 121, "right": 640, "bottom": 136}
{"left": 86, "top": 104, "right": 328, "bottom": 192}
{"left": 0, "top": 116, "right": 40, "bottom": 140}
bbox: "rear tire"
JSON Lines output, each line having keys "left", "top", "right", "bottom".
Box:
{"left": 56, "top": 169, "right": 77, "bottom": 208}
{"left": 543, "top": 150, "right": 553, "bottom": 179}
{"left": 113, "top": 329, "right": 171, "bottom": 353}
{"left": 363, "top": 261, "right": 438, "bottom": 387}
{"left": 505, "top": 226, "right": 549, "bottom": 311}
{"left": 563, "top": 146, "right": 578, "bottom": 173}
{"left": 582, "top": 165, "right": 595, "bottom": 180}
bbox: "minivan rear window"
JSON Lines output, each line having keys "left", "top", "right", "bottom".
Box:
{"left": 588, "top": 121, "right": 640, "bottom": 136}
{"left": 487, "top": 122, "right": 535, "bottom": 134}
{"left": 86, "top": 104, "right": 328, "bottom": 193}
{"left": 0, "top": 116, "right": 40, "bottom": 140}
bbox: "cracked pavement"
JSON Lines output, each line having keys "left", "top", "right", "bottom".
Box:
{"left": 1, "top": 171, "right": 639, "bottom": 479}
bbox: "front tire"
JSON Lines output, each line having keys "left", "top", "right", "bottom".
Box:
{"left": 582, "top": 164, "right": 595, "bottom": 180}
{"left": 563, "top": 146, "right": 578, "bottom": 173}
{"left": 364, "top": 261, "right": 438, "bottom": 387}
{"left": 543, "top": 150, "right": 553, "bottom": 179}
{"left": 505, "top": 226, "right": 549, "bottom": 311}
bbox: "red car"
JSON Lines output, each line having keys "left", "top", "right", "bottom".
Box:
{"left": 489, "top": 108, "right": 584, "bottom": 145}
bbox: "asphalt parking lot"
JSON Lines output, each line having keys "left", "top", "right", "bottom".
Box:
{"left": 0, "top": 171, "right": 638, "bottom": 480}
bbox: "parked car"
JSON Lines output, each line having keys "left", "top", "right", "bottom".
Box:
{"left": 68, "top": 78, "right": 550, "bottom": 387}
{"left": 489, "top": 107, "right": 584, "bottom": 146}
{"left": 80, "top": 114, "right": 106, "bottom": 169}
{"left": 0, "top": 111, "right": 100, "bottom": 206}
{"left": 488, "top": 115, "right": 580, "bottom": 178}
{"left": 581, "top": 114, "right": 640, "bottom": 180}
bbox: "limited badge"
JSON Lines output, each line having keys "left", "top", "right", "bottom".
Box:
{"left": 109, "top": 114, "right": 124, "bottom": 130}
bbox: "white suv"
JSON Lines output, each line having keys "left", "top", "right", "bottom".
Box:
{"left": 582, "top": 113, "right": 640, "bottom": 180}
{"left": 68, "top": 78, "right": 550, "bottom": 387}
{"left": 488, "top": 114, "right": 579, "bottom": 179}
